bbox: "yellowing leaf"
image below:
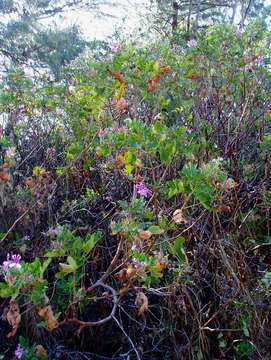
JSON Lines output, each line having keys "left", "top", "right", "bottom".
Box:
{"left": 116, "top": 83, "right": 126, "bottom": 100}
{"left": 59, "top": 263, "right": 73, "bottom": 273}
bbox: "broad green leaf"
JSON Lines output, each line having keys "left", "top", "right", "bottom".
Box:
{"left": 147, "top": 225, "right": 164, "bottom": 235}
{"left": 171, "top": 236, "right": 186, "bottom": 263}
{"left": 67, "top": 256, "right": 78, "bottom": 271}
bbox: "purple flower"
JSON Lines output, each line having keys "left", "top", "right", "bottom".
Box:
{"left": 131, "top": 240, "right": 141, "bottom": 251}
{"left": 68, "top": 85, "right": 76, "bottom": 93}
{"left": 21, "top": 235, "right": 30, "bottom": 242}
{"left": 11, "top": 254, "right": 21, "bottom": 263}
{"left": 111, "top": 43, "right": 121, "bottom": 54}
{"left": 98, "top": 128, "right": 111, "bottom": 138}
{"left": 135, "top": 183, "right": 153, "bottom": 198}
{"left": 15, "top": 344, "right": 24, "bottom": 359}
{"left": 2, "top": 254, "right": 22, "bottom": 273}
{"left": 132, "top": 260, "right": 142, "bottom": 270}
{"left": 49, "top": 227, "right": 60, "bottom": 237}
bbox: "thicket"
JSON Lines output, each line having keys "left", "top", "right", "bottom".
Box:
{"left": 0, "top": 19, "right": 271, "bottom": 360}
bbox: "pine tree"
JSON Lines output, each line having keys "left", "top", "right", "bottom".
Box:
{"left": 0, "top": 0, "right": 113, "bottom": 78}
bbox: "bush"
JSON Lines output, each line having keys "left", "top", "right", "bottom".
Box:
{"left": 0, "top": 21, "right": 270, "bottom": 359}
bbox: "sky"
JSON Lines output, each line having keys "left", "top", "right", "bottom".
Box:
{"left": 61, "top": 0, "right": 147, "bottom": 40}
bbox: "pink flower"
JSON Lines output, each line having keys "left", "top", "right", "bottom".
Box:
{"left": 135, "top": 183, "right": 153, "bottom": 198}
{"left": 2, "top": 254, "right": 22, "bottom": 273}
{"left": 99, "top": 128, "right": 111, "bottom": 138}
{"left": 187, "top": 39, "right": 197, "bottom": 48}
{"left": 15, "top": 344, "right": 24, "bottom": 359}
{"left": 132, "top": 259, "right": 142, "bottom": 270}
{"left": 68, "top": 85, "right": 76, "bottom": 93}
{"left": 49, "top": 227, "right": 60, "bottom": 237}
{"left": 111, "top": 43, "right": 121, "bottom": 54}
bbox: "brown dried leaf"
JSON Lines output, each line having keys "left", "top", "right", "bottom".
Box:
{"left": 116, "top": 153, "right": 125, "bottom": 168}
{"left": 36, "top": 345, "right": 47, "bottom": 358}
{"left": 138, "top": 230, "right": 152, "bottom": 241}
{"left": 135, "top": 292, "right": 148, "bottom": 316}
{"left": 0, "top": 171, "right": 11, "bottom": 183}
{"left": 108, "top": 69, "right": 125, "bottom": 84}
{"left": 148, "top": 79, "right": 157, "bottom": 92}
{"left": 6, "top": 300, "right": 21, "bottom": 338}
{"left": 38, "top": 305, "right": 58, "bottom": 332}
{"left": 115, "top": 269, "right": 127, "bottom": 282}
{"left": 114, "top": 98, "right": 128, "bottom": 113}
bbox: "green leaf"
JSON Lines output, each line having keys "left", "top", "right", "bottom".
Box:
{"left": 147, "top": 225, "right": 164, "bottom": 235}
{"left": 171, "top": 236, "right": 186, "bottom": 263}
{"left": 82, "top": 231, "right": 101, "bottom": 254}
{"left": 45, "top": 249, "right": 66, "bottom": 258}
{"left": 67, "top": 256, "right": 78, "bottom": 271}
{"left": 164, "top": 179, "right": 184, "bottom": 198}
{"left": 0, "top": 283, "right": 16, "bottom": 298}
{"left": 40, "top": 259, "right": 51, "bottom": 276}
{"left": 159, "top": 142, "right": 176, "bottom": 164}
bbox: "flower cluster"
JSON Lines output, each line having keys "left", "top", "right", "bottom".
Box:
{"left": 131, "top": 259, "right": 146, "bottom": 271}
{"left": 15, "top": 344, "right": 24, "bottom": 359}
{"left": 48, "top": 227, "right": 60, "bottom": 237}
{"left": 2, "top": 254, "right": 22, "bottom": 274}
{"left": 135, "top": 183, "right": 153, "bottom": 198}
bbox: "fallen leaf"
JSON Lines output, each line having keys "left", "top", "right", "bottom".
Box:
{"left": 135, "top": 292, "right": 148, "bottom": 316}
{"left": 6, "top": 300, "right": 21, "bottom": 338}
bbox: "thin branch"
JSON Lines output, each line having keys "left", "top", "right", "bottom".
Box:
{"left": 58, "top": 281, "right": 118, "bottom": 335}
